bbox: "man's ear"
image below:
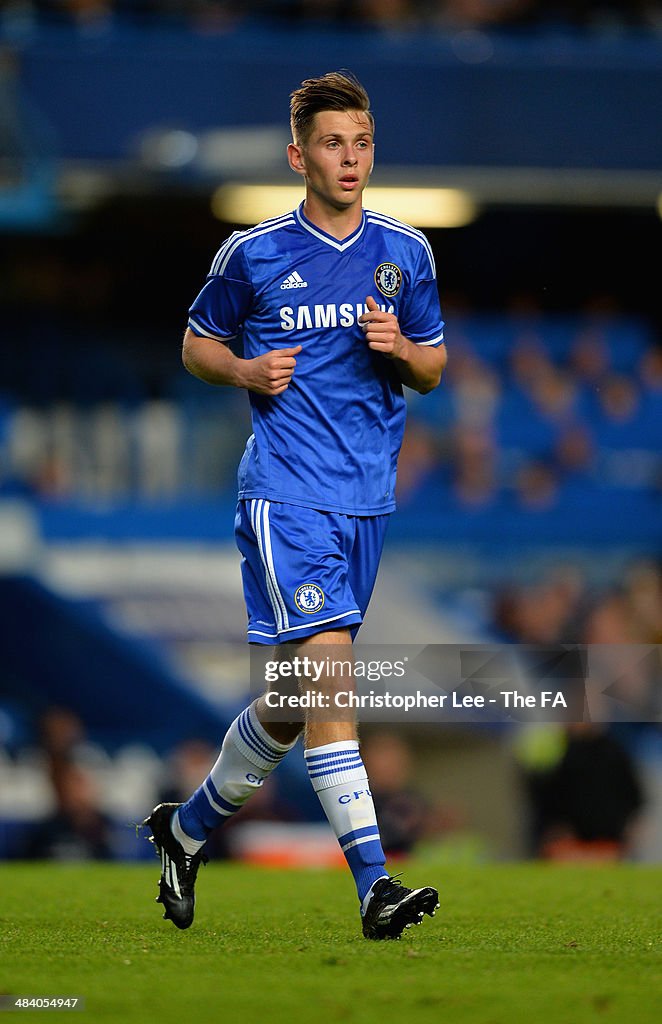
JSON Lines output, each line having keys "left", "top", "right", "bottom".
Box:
{"left": 287, "top": 142, "right": 306, "bottom": 176}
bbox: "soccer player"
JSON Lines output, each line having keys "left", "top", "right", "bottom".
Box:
{"left": 143, "top": 71, "right": 446, "bottom": 939}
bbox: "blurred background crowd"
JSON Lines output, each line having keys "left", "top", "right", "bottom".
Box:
{"left": 0, "top": 705, "right": 650, "bottom": 865}
{"left": 0, "top": 0, "right": 661, "bottom": 868}
{"left": 2, "top": 1, "right": 662, "bottom": 33}
{"left": 3, "top": 297, "right": 662, "bottom": 516}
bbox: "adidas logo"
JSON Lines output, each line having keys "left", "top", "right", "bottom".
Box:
{"left": 161, "top": 847, "right": 181, "bottom": 897}
{"left": 280, "top": 271, "right": 308, "bottom": 289}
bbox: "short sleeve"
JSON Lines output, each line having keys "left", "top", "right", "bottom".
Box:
{"left": 188, "top": 243, "right": 253, "bottom": 342}
{"left": 399, "top": 243, "right": 445, "bottom": 347}
{"left": 399, "top": 277, "right": 445, "bottom": 347}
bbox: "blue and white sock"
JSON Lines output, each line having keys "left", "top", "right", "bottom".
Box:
{"left": 305, "top": 740, "right": 387, "bottom": 907}
{"left": 173, "top": 701, "right": 298, "bottom": 855}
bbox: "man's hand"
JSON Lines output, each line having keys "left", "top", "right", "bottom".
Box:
{"left": 239, "top": 345, "right": 302, "bottom": 395}
{"left": 182, "top": 329, "right": 302, "bottom": 395}
{"left": 359, "top": 295, "right": 407, "bottom": 360}
{"left": 358, "top": 295, "right": 447, "bottom": 395}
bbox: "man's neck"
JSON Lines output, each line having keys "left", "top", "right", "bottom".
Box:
{"left": 303, "top": 195, "right": 363, "bottom": 241}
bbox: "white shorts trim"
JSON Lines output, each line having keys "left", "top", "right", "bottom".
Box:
{"left": 247, "top": 608, "right": 362, "bottom": 641}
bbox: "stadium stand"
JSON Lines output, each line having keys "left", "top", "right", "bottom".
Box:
{"left": 0, "top": 309, "right": 659, "bottom": 547}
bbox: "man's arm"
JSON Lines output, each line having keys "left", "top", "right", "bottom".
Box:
{"left": 358, "top": 296, "right": 447, "bottom": 395}
{"left": 182, "top": 328, "right": 302, "bottom": 396}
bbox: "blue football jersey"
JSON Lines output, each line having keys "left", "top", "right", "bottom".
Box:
{"left": 188, "top": 202, "right": 444, "bottom": 515}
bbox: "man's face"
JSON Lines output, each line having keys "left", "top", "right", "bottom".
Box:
{"left": 288, "top": 109, "right": 374, "bottom": 212}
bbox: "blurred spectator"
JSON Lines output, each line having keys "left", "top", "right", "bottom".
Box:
{"left": 451, "top": 353, "right": 501, "bottom": 430}
{"left": 7, "top": 706, "right": 118, "bottom": 860}
{"left": 520, "top": 723, "right": 645, "bottom": 861}
{"left": 623, "top": 560, "right": 662, "bottom": 644}
{"left": 569, "top": 328, "right": 610, "bottom": 386}
{"left": 361, "top": 729, "right": 446, "bottom": 856}
{"left": 20, "top": 757, "right": 114, "bottom": 860}
{"left": 528, "top": 368, "right": 580, "bottom": 427}
{"left": 638, "top": 345, "right": 662, "bottom": 395}
{"left": 451, "top": 426, "right": 498, "bottom": 507}
{"left": 133, "top": 400, "right": 183, "bottom": 498}
{"left": 43, "top": 0, "right": 114, "bottom": 32}
{"left": 514, "top": 458, "right": 559, "bottom": 510}
{"left": 434, "top": 0, "right": 539, "bottom": 30}
{"left": 38, "top": 706, "right": 87, "bottom": 761}
{"left": 395, "top": 420, "right": 442, "bottom": 502}
{"left": 158, "top": 738, "right": 219, "bottom": 806}
{"left": 596, "top": 373, "right": 641, "bottom": 427}
{"left": 583, "top": 560, "right": 662, "bottom": 645}
{"left": 554, "top": 423, "right": 595, "bottom": 483}
{"left": 492, "top": 565, "right": 587, "bottom": 643}
{"left": 508, "top": 335, "right": 554, "bottom": 393}
{"left": 353, "top": 0, "right": 418, "bottom": 28}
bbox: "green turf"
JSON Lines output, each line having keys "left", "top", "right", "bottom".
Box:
{"left": 0, "top": 861, "right": 660, "bottom": 1024}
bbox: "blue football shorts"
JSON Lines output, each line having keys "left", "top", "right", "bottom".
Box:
{"left": 234, "top": 499, "right": 390, "bottom": 644}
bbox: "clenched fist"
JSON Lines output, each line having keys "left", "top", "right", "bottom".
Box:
{"left": 359, "top": 295, "right": 407, "bottom": 360}
{"left": 241, "top": 345, "right": 302, "bottom": 395}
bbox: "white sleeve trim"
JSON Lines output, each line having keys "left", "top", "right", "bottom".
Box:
{"left": 414, "top": 331, "right": 445, "bottom": 347}
{"left": 188, "top": 317, "right": 236, "bottom": 342}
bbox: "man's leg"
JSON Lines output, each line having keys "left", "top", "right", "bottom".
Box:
{"left": 296, "top": 628, "right": 439, "bottom": 938}
{"left": 143, "top": 697, "right": 300, "bottom": 929}
{"left": 296, "top": 628, "right": 388, "bottom": 904}
{"left": 174, "top": 700, "right": 299, "bottom": 851}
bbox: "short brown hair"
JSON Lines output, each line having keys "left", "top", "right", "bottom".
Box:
{"left": 290, "top": 71, "right": 374, "bottom": 147}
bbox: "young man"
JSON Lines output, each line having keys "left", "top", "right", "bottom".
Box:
{"left": 143, "top": 71, "right": 446, "bottom": 940}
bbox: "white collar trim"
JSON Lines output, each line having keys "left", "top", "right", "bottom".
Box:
{"left": 295, "top": 204, "right": 366, "bottom": 252}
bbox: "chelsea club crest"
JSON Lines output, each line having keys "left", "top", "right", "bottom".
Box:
{"left": 294, "top": 583, "right": 325, "bottom": 614}
{"left": 374, "top": 262, "right": 402, "bottom": 298}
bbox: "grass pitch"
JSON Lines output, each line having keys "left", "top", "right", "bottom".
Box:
{"left": 1, "top": 861, "right": 660, "bottom": 1024}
